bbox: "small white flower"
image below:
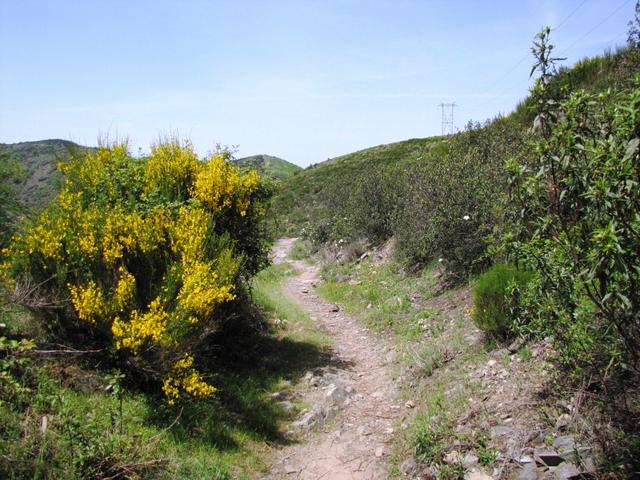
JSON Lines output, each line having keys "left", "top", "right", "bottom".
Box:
{"left": 463, "top": 215, "right": 470, "bottom": 221}
{"left": 438, "top": 258, "right": 444, "bottom": 263}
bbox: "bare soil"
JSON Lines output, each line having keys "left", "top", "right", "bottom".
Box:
{"left": 266, "top": 238, "right": 403, "bottom": 480}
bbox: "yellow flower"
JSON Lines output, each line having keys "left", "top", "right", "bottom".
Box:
{"left": 177, "top": 261, "right": 236, "bottom": 318}
{"left": 114, "top": 266, "right": 136, "bottom": 311}
{"left": 171, "top": 206, "right": 208, "bottom": 265}
{"left": 144, "top": 139, "right": 199, "bottom": 197}
{"left": 192, "top": 155, "right": 259, "bottom": 216}
{"left": 69, "top": 280, "right": 107, "bottom": 324}
{"left": 112, "top": 296, "right": 168, "bottom": 354}
{"left": 162, "top": 354, "right": 216, "bottom": 405}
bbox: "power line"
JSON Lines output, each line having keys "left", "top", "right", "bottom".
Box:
{"left": 559, "top": 0, "right": 634, "bottom": 55}
{"left": 482, "top": 0, "right": 590, "bottom": 95}
{"left": 555, "top": 0, "right": 590, "bottom": 30}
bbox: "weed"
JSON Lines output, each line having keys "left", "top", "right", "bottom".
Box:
{"left": 517, "top": 346, "right": 532, "bottom": 362}
{"left": 288, "top": 238, "right": 312, "bottom": 261}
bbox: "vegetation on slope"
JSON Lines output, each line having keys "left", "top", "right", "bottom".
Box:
{"left": 0, "top": 139, "right": 93, "bottom": 211}
{"left": 233, "top": 154, "right": 301, "bottom": 180}
{"left": 281, "top": 20, "right": 640, "bottom": 476}
{"left": 272, "top": 137, "right": 446, "bottom": 237}
{"left": 274, "top": 40, "right": 640, "bottom": 264}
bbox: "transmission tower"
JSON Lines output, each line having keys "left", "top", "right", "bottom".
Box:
{"left": 438, "top": 102, "right": 457, "bottom": 135}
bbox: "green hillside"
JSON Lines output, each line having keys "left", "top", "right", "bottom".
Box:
{"left": 233, "top": 154, "right": 301, "bottom": 180}
{"left": 272, "top": 136, "right": 447, "bottom": 235}
{"left": 1, "top": 139, "right": 92, "bottom": 210}
{"left": 274, "top": 44, "right": 640, "bottom": 239}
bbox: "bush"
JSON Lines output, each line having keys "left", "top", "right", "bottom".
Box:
{"left": 472, "top": 264, "right": 533, "bottom": 337}
{"left": 326, "top": 166, "right": 400, "bottom": 244}
{"left": 394, "top": 120, "right": 531, "bottom": 277}
{"left": 0, "top": 139, "right": 271, "bottom": 404}
{"left": 506, "top": 76, "right": 640, "bottom": 373}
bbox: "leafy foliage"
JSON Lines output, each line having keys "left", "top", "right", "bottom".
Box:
{"left": 394, "top": 119, "right": 530, "bottom": 276}
{"left": 324, "top": 164, "right": 401, "bottom": 244}
{"left": 471, "top": 264, "right": 533, "bottom": 337}
{"left": 505, "top": 39, "right": 640, "bottom": 374}
{"left": 272, "top": 137, "right": 446, "bottom": 238}
{"left": 1, "top": 140, "right": 271, "bottom": 403}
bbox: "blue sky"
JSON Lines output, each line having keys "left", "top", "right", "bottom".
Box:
{"left": 0, "top": 0, "right": 635, "bottom": 166}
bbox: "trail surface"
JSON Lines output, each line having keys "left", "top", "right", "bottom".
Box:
{"left": 267, "top": 238, "right": 402, "bottom": 480}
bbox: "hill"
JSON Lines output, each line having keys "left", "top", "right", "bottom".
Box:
{"left": 0, "top": 139, "right": 91, "bottom": 210}
{"left": 272, "top": 137, "right": 447, "bottom": 235}
{"left": 273, "top": 45, "right": 640, "bottom": 239}
{"left": 233, "top": 154, "right": 301, "bottom": 180}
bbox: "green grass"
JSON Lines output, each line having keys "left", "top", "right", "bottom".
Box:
{"left": 0, "top": 261, "right": 332, "bottom": 479}
{"left": 252, "top": 262, "right": 330, "bottom": 347}
{"left": 316, "top": 257, "right": 437, "bottom": 337}
{"left": 310, "top": 248, "right": 501, "bottom": 478}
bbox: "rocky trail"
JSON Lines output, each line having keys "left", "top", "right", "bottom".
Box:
{"left": 266, "top": 238, "right": 403, "bottom": 480}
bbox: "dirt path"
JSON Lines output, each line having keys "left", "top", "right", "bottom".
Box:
{"left": 266, "top": 238, "right": 402, "bottom": 480}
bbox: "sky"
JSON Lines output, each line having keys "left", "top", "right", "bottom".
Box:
{"left": 0, "top": 0, "right": 636, "bottom": 166}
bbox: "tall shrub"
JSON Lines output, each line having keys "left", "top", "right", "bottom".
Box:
{"left": 472, "top": 264, "right": 533, "bottom": 337}
{"left": 506, "top": 82, "right": 640, "bottom": 373}
{"left": 394, "top": 120, "right": 530, "bottom": 277}
{"left": 1, "top": 140, "right": 270, "bottom": 404}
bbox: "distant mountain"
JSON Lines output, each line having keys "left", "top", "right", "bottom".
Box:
{"left": 0, "top": 139, "right": 91, "bottom": 210}
{"left": 233, "top": 154, "right": 301, "bottom": 180}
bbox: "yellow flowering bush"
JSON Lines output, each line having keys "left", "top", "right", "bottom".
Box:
{"left": 162, "top": 354, "right": 216, "bottom": 406}
{"left": 1, "top": 139, "right": 270, "bottom": 404}
{"left": 177, "top": 261, "right": 236, "bottom": 318}
{"left": 68, "top": 280, "right": 107, "bottom": 324}
{"left": 193, "top": 155, "right": 259, "bottom": 216}
{"left": 144, "top": 139, "right": 200, "bottom": 201}
{"left": 171, "top": 206, "right": 209, "bottom": 265}
{"left": 113, "top": 266, "right": 135, "bottom": 312}
{"left": 111, "top": 297, "right": 168, "bottom": 353}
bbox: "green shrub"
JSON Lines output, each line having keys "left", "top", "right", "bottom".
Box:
{"left": 325, "top": 166, "right": 400, "bottom": 244}
{"left": 394, "top": 120, "right": 531, "bottom": 278}
{"left": 472, "top": 264, "right": 533, "bottom": 337}
{"left": 505, "top": 80, "right": 640, "bottom": 373}
{"left": 1, "top": 140, "right": 271, "bottom": 404}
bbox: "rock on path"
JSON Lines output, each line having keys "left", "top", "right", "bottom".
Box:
{"left": 265, "top": 238, "right": 401, "bottom": 480}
